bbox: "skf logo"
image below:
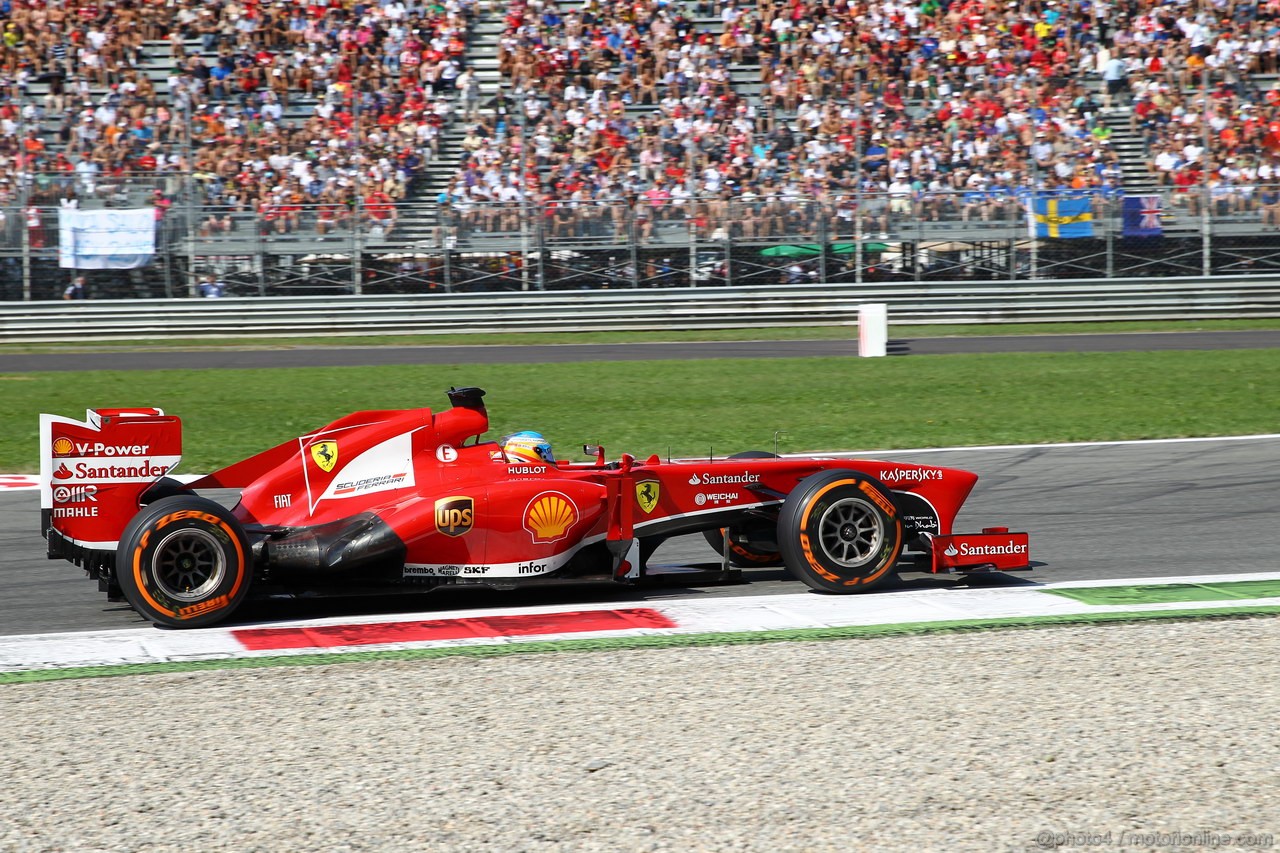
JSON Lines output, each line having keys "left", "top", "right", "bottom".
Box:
{"left": 635, "top": 480, "right": 660, "bottom": 514}
{"left": 51, "top": 437, "right": 75, "bottom": 457}
{"left": 310, "top": 441, "right": 338, "bottom": 472}
{"left": 435, "top": 496, "right": 474, "bottom": 537}
{"left": 524, "top": 491, "right": 579, "bottom": 544}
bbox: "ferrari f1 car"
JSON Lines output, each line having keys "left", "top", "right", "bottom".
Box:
{"left": 39, "top": 388, "right": 1031, "bottom": 628}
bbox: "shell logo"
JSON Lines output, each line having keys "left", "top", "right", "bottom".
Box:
{"left": 52, "top": 437, "right": 74, "bottom": 457}
{"left": 523, "top": 491, "right": 579, "bottom": 544}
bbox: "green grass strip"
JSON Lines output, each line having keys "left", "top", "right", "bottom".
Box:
{"left": 6, "top": 349, "right": 1280, "bottom": 473}
{"left": 3, "top": 318, "right": 1280, "bottom": 354}
{"left": 4, "top": 606, "right": 1279, "bottom": 686}
{"left": 1046, "top": 580, "right": 1280, "bottom": 606}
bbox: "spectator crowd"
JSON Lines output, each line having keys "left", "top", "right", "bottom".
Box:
{"left": 2, "top": 0, "right": 1280, "bottom": 248}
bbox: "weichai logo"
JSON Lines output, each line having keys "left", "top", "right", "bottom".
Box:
{"left": 434, "top": 496, "right": 474, "bottom": 537}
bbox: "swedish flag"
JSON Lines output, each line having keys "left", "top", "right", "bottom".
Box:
{"left": 1027, "top": 195, "right": 1094, "bottom": 239}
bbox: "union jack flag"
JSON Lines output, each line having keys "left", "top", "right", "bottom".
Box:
{"left": 1122, "top": 195, "right": 1164, "bottom": 238}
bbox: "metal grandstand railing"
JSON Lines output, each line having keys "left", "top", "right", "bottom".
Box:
{"left": 4, "top": 183, "right": 1280, "bottom": 301}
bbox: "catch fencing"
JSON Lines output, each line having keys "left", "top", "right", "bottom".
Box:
{"left": 5, "top": 277, "right": 1279, "bottom": 344}
{"left": 3, "top": 182, "right": 1280, "bottom": 302}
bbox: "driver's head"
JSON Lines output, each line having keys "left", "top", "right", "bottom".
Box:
{"left": 501, "top": 430, "right": 555, "bottom": 464}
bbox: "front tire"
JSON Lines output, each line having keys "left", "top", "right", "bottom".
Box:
{"left": 115, "top": 495, "right": 252, "bottom": 628}
{"left": 778, "top": 470, "right": 903, "bottom": 593}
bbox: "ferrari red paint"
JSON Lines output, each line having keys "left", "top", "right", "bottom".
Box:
{"left": 39, "top": 387, "right": 1032, "bottom": 628}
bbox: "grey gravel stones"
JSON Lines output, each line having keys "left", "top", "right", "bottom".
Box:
{"left": 3, "top": 617, "right": 1278, "bottom": 852}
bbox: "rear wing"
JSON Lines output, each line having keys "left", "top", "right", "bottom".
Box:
{"left": 40, "top": 408, "right": 182, "bottom": 553}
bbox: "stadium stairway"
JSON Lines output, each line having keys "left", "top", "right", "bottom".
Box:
{"left": 1097, "top": 107, "right": 1160, "bottom": 191}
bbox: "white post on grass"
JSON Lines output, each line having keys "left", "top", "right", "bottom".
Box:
{"left": 857, "top": 303, "right": 888, "bottom": 358}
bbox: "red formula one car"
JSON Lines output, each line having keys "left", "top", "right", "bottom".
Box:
{"left": 39, "top": 388, "right": 1031, "bottom": 628}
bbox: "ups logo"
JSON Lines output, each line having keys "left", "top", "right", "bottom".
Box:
{"left": 435, "top": 496, "right": 474, "bottom": 537}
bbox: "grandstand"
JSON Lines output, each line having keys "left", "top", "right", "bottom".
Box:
{"left": 2, "top": 0, "right": 1279, "bottom": 298}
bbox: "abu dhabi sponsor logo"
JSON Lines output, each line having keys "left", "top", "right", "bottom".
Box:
{"left": 878, "top": 468, "right": 944, "bottom": 484}
{"left": 50, "top": 458, "right": 177, "bottom": 483}
{"left": 944, "top": 540, "right": 1028, "bottom": 557}
{"left": 52, "top": 485, "right": 97, "bottom": 504}
{"left": 904, "top": 514, "right": 939, "bottom": 533}
{"left": 688, "top": 472, "right": 760, "bottom": 487}
{"left": 694, "top": 491, "right": 738, "bottom": 506}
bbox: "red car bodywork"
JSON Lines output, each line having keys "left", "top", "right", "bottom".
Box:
{"left": 40, "top": 388, "right": 1030, "bottom": 626}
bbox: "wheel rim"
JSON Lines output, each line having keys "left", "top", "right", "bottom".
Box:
{"left": 152, "top": 528, "right": 226, "bottom": 601}
{"left": 816, "top": 497, "right": 883, "bottom": 569}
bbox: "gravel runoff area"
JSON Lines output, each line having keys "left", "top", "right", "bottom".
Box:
{"left": 4, "top": 619, "right": 1279, "bottom": 853}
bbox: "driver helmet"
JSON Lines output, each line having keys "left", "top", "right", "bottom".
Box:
{"left": 501, "top": 430, "right": 555, "bottom": 465}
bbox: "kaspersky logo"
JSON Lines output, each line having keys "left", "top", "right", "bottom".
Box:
{"left": 310, "top": 441, "right": 338, "bottom": 472}
{"left": 524, "top": 491, "right": 579, "bottom": 544}
{"left": 635, "top": 480, "right": 660, "bottom": 514}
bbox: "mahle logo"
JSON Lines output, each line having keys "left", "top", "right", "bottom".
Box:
{"left": 310, "top": 440, "right": 338, "bottom": 472}
{"left": 435, "top": 496, "right": 475, "bottom": 537}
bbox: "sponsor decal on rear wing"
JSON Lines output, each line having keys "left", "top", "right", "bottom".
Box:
{"left": 40, "top": 408, "right": 182, "bottom": 549}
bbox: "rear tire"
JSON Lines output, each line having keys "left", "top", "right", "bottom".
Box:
{"left": 778, "top": 470, "right": 903, "bottom": 593}
{"left": 115, "top": 495, "right": 253, "bottom": 628}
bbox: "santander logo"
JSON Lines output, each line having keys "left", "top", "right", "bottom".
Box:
{"left": 943, "top": 543, "right": 959, "bottom": 557}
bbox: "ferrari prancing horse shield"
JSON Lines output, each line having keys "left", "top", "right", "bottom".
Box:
{"left": 310, "top": 440, "right": 338, "bottom": 472}
{"left": 636, "top": 480, "right": 660, "bottom": 514}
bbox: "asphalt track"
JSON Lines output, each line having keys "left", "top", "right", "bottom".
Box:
{"left": 2, "top": 329, "right": 1280, "bottom": 372}
{"left": 3, "top": 330, "right": 1276, "bottom": 636}
{"left": 3, "top": 436, "right": 1277, "bottom": 636}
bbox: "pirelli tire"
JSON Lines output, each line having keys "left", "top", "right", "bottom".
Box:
{"left": 778, "top": 470, "right": 904, "bottom": 593}
{"left": 115, "top": 495, "right": 253, "bottom": 628}
{"left": 701, "top": 450, "right": 783, "bottom": 567}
